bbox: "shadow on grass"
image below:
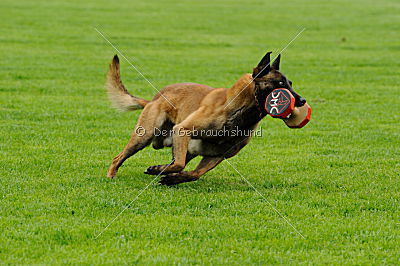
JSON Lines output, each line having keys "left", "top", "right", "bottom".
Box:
{"left": 113, "top": 169, "right": 292, "bottom": 194}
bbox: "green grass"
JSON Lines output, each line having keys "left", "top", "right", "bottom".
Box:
{"left": 1, "top": 0, "right": 399, "bottom": 264}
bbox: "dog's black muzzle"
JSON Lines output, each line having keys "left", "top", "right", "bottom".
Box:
{"left": 296, "top": 97, "right": 307, "bottom": 107}
{"left": 291, "top": 91, "right": 307, "bottom": 107}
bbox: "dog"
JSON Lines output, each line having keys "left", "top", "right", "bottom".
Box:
{"left": 106, "top": 51, "right": 306, "bottom": 185}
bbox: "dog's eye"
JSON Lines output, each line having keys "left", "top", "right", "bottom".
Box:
{"left": 279, "top": 81, "right": 285, "bottom": 86}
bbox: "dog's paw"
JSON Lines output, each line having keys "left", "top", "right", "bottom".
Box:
{"left": 159, "top": 174, "right": 180, "bottom": 186}
{"left": 107, "top": 168, "right": 117, "bottom": 179}
{"left": 144, "top": 165, "right": 164, "bottom": 175}
{"left": 159, "top": 173, "right": 198, "bottom": 186}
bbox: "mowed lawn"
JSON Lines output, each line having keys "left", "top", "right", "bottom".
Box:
{"left": 1, "top": 0, "right": 399, "bottom": 264}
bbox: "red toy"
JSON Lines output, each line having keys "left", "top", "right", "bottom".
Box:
{"left": 265, "top": 88, "right": 295, "bottom": 118}
{"left": 265, "top": 88, "right": 311, "bottom": 128}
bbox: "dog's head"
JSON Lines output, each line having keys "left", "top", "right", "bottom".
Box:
{"left": 252, "top": 52, "right": 306, "bottom": 107}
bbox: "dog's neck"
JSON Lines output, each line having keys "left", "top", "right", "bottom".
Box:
{"left": 226, "top": 74, "right": 256, "bottom": 106}
{"left": 226, "top": 74, "right": 267, "bottom": 125}
{"left": 254, "top": 83, "right": 269, "bottom": 117}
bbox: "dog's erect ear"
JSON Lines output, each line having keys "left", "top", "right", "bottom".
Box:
{"left": 257, "top": 51, "right": 272, "bottom": 68}
{"left": 272, "top": 54, "right": 281, "bottom": 70}
{"left": 252, "top": 51, "right": 271, "bottom": 78}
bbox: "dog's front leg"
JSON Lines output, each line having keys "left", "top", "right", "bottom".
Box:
{"left": 145, "top": 124, "right": 190, "bottom": 175}
{"left": 145, "top": 101, "right": 223, "bottom": 175}
{"left": 160, "top": 156, "right": 224, "bottom": 185}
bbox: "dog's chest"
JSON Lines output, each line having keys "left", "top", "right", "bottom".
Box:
{"left": 187, "top": 138, "right": 240, "bottom": 157}
{"left": 224, "top": 105, "right": 263, "bottom": 130}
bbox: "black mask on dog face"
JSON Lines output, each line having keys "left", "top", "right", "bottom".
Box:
{"left": 253, "top": 52, "right": 306, "bottom": 109}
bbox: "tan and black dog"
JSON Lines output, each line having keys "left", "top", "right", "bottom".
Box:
{"left": 106, "top": 52, "right": 306, "bottom": 185}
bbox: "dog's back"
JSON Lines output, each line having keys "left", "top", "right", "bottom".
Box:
{"left": 106, "top": 54, "right": 217, "bottom": 123}
{"left": 152, "top": 83, "right": 215, "bottom": 123}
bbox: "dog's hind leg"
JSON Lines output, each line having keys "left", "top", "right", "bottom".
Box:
{"left": 185, "top": 152, "right": 197, "bottom": 164}
{"left": 159, "top": 156, "right": 224, "bottom": 185}
{"left": 107, "top": 103, "right": 165, "bottom": 178}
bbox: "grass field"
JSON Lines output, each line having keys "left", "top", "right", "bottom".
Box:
{"left": 1, "top": 0, "right": 400, "bottom": 264}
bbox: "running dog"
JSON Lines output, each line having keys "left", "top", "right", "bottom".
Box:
{"left": 105, "top": 52, "right": 306, "bottom": 185}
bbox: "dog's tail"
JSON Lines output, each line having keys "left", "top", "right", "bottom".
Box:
{"left": 106, "top": 55, "right": 149, "bottom": 111}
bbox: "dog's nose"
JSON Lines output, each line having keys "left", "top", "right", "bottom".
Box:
{"left": 296, "top": 97, "right": 307, "bottom": 107}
